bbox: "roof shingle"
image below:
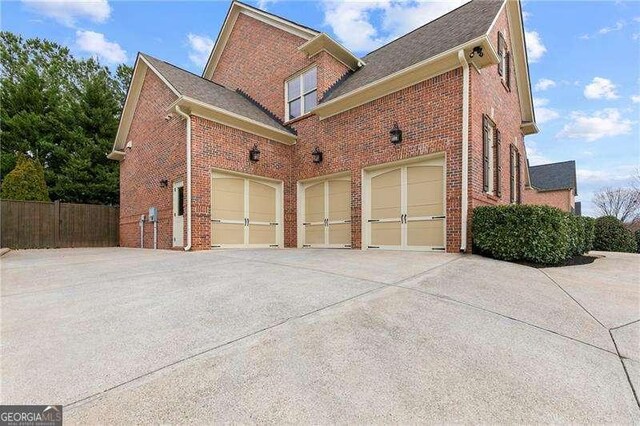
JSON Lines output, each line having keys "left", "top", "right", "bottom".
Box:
{"left": 529, "top": 160, "right": 577, "bottom": 195}
{"left": 322, "top": 0, "right": 504, "bottom": 102}
{"left": 141, "top": 53, "right": 292, "bottom": 133}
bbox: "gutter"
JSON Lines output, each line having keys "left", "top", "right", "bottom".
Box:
{"left": 458, "top": 50, "right": 470, "bottom": 252}
{"left": 175, "top": 104, "right": 192, "bottom": 251}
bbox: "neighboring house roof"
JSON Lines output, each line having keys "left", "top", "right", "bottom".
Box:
{"left": 322, "top": 0, "right": 504, "bottom": 101}
{"left": 529, "top": 161, "right": 578, "bottom": 195}
{"left": 141, "top": 54, "right": 291, "bottom": 133}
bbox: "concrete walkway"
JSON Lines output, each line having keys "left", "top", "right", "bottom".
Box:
{"left": 1, "top": 248, "right": 638, "bottom": 423}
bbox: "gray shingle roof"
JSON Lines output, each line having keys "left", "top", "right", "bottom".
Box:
{"left": 140, "top": 53, "right": 292, "bottom": 134}
{"left": 322, "top": 0, "right": 504, "bottom": 102}
{"left": 529, "top": 161, "right": 577, "bottom": 195}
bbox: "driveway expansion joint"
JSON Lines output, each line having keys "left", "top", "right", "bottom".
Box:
{"left": 393, "top": 284, "right": 618, "bottom": 357}
{"left": 610, "top": 329, "right": 640, "bottom": 409}
{"left": 537, "top": 268, "right": 608, "bottom": 329}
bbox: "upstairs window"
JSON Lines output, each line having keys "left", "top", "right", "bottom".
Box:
{"left": 286, "top": 67, "right": 317, "bottom": 120}
{"left": 497, "top": 32, "right": 511, "bottom": 90}
{"left": 482, "top": 115, "right": 496, "bottom": 194}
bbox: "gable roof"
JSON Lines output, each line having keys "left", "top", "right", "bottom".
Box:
{"left": 141, "top": 54, "right": 290, "bottom": 133}
{"left": 529, "top": 161, "right": 578, "bottom": 195}
{"left": 323, "top": 0, "right": 504, "bottom": 101}
{"left": 202, "top": 0, "right": 319, "bottom": 80}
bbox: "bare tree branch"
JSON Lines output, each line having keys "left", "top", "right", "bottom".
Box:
{"left": 593, "top": 186, "right": 640, "bottom": 223}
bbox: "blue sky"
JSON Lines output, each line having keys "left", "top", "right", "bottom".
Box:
{"left": 3, "top": 0, "right": 639, "bottom": 216}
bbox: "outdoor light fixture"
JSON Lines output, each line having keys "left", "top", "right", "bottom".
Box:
{"left": 249, "top": 144, "right": 261, "bottom": 162}
{"left": 311, "top": 146, "right": 323, "bottom": 163}
{"left": 390, "top": 122, "right": 402, "bottom": 144}
{"left": 160, "top": 179, "right": 168, "bottom": 188}
{"left": 469, "top": 46, "right": 484, "bottom": 58}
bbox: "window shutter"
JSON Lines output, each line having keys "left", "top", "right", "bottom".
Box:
{"left": 494, "top": 129, "right": 502, "bottom": 197}
{"left": 516, "top": 151, "right": 522, "bottom": 204}
{"left": 483, "top": 116, "right": 490, "bottom": 193}
{"left": 497, "top": 32, "right": 504, "bottom": 76}
{"left": 509, "top": 145, "right": 515, "bottom": 203}
{"left": 505, "top": 52, "right": 511, "bottom": 89}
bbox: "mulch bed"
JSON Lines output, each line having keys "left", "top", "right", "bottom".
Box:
{"left": 515, "top": 254, "right": 602, "bottom": 269}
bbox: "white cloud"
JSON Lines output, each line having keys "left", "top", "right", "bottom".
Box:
{"left": 534, "top": 78, "right": 556, "bottom": 92}
{"left": 533, "top": 98, "right": 560, "bottom": 124}
{"left": 22, "top": 0, "right": 110, "bottom": 27}
{"left": 75, "top": 30, "right": 126, "bottom": 63}
{"left": 557, "top": 108, "right": 633, "bottom": 142}
{"left": 580, "top": 20, "right": 625, "bottom": 40}
{"left": 321, "top": 0, "right": 464, "bottom": 53}
{"left": 632, "top": 95, "right": 640, "bottom": 103}
{"left": 525, "top": 140, "right": 552, "bottom": 166}
{"left": 577, "top": 165, "right": 637, "bottom": 183}
{"left": 584, "top": 77, "right": 619, "bottom": 100}
{"left": 525, "top": 30, "right": 546, "bottom": 62}
{"left": 187, "top": 33, "right": 214, "bottom": 68}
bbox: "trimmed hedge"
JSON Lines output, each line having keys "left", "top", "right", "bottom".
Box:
{"left": 473, "top": 205, "right": 594, "bottom": 266}
{"left": 593, "top": 216, "right": 637, "bottom": 253}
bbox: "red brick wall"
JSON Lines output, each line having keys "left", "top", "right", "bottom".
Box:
{"left": 468, "top": 5, "right": 530, "bottom": 248}
{"left": 189, "top": 116, "right": 294, "bottom": 249}
{"left": 119, "top": 70, "right": 186, "bottom": 249}
{"left": 211, "top": 13, "right": 350, "bottom": 120}
{"left": 289, "top": 69, "right": 463, "bottom": 252}
{"left": 523, "top": 188, "right": 575, "bottom": 212}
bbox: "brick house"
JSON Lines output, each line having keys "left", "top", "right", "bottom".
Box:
{"left": 524, "top": 160, "right": 579, "bottom": 214}
{"left": 109, "top": 0, "right": 561, "bottom": 253}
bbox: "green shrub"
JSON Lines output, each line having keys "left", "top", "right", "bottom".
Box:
{"left": 593, "top": 216, "right": 637, "bottom": 253}
{"left": 473, "top": 205, "right": 571, "bottom": 265}
{"left": 582, "top": 217, "right": 595, "bottom": 252}
{"left": 635, "top": 230, "right": 640, "bottom": 254}
{"left": 0, "top": 154, "right": 50, "bottom": 201}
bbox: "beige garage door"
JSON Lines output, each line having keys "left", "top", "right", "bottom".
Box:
{"left": 366, "top": 159, "right": 445, "bottom": 251}
{"left": 211, "top": 172, "right": 280, "bottom": 248}
{"left": 302, "top": 176, "right": 351, "bottom": 248}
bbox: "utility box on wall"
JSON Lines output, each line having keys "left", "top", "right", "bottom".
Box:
{"left": 148, "top": 207, "right": 158, "bottom": 223}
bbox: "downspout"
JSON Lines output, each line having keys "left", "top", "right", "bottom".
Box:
{"left": 457, "top": 50, "right": 470, "bottom": 252}
{"left": 175, "top": 105, "right": 192, "bottom": 251}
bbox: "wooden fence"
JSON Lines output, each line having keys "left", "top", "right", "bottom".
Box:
{"left": 1, "top": 200, "right": 119, "bottom": 249}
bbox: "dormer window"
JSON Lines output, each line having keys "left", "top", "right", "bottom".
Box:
{"left": 286, "top": 67, "right": 317, "bottom": 120}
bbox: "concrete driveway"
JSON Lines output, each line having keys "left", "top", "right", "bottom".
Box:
{"left": 1, "top": 248, "right": 638, "bottom": 423}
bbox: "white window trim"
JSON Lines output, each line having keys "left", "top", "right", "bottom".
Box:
{"left": 285, "top": 66, "right": 317, "bottom": 121}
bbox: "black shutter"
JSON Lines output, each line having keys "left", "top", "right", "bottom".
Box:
{"left": 509, "top": 145, "right": 515, "bottom": 203}
{"left": 505, "top": 52, "right": 511, "bottom": 90}
{"left": 494, "top": 129, "right": 501, "bottom": 197}
{"left": 483, "top": 116, "right": 490, "bottom": 193}
{"left": 497, "top": 32, "right": 504, "bottom": 76}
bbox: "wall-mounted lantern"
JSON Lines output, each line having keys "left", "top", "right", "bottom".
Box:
{"left": 469, "top": 46, "right": 484, "bottom": 58}
{"left": 160, "top": 179, "right": 169, "bottom": 188}
{"left": 311, "top": 146, "right": 323, "bottom": 164}
{"left": 390, "top": 122, "right": 402, "bottom": 145}
{"left": 249, "top": 144, "right": 261, "bottom": 162}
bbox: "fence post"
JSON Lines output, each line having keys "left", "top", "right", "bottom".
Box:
{"left": 54, "top": 200, "right": 61, "bottom": 248}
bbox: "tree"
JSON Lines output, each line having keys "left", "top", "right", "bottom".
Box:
{"left": 592, "top": 186, "right": 640, "bottom": 223}
{"left": 1, "top": 154, "right": 50, "bottom": 201}
{"left": 0, "top": 31, "right": 133, "bottom": 205}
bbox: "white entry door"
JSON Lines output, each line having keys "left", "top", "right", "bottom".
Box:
{"left": 172, "top": 181, "right": 184, "bottom": 247}
{"left": 301, "top": 176, "right": 351, "bottom": 248}
{"left": 365, "top": 158, "right": 445, "bottom": 251}
{"left": 210, "top": 171, "right": 281, "bottom": 248}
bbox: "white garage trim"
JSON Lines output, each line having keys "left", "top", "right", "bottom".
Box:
{"left": 362, "top": 153, "right": 447, "bottom": 252}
